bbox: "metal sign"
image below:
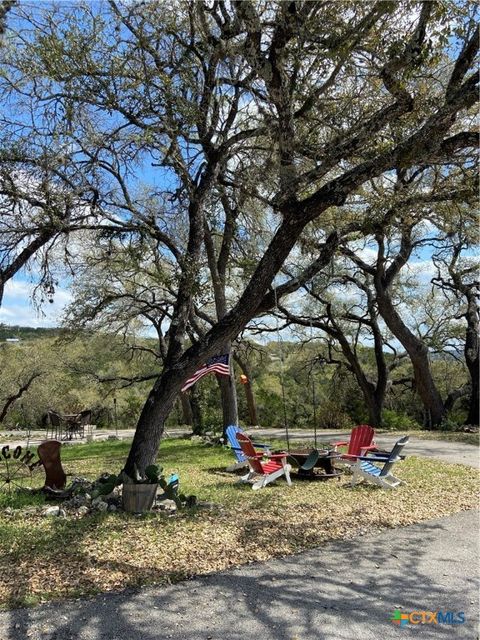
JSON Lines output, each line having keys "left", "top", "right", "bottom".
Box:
{"left": 0, "top": 444, "right": 41, "bottom": 492}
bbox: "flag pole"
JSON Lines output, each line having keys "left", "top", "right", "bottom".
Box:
{"left": 274, "top": 286, "right": 290, "bottom": 451}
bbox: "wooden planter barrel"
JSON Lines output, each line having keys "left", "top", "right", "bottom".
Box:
{"left": 122, "top": 483, "right": 158, "bottom": 513}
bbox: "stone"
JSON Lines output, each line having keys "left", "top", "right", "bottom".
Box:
{"left": 70, "top": 477, "right": 92, "bottom": 491}
{"left": 93, "top": 501, "right": 108, "bottom": 512}
{"left": 76, "top": 506, "right": 89, "bottom": 517}
{"left": 107, "top": 435, "right": 120, "bottom": 441}
{"left": 107, "top": 504, "right": 117, "bottom": 512}
{"left": 101, "top": 486, "right": 121, "bottom": 500}
{"left": 155, "top": 498, "right": 177, "bottom": 512}
{"left": 196, "top": 501, "right": 219, "bottom": 511}
{"left": 64, "top": 492, "right": 92, "bottom": 510}
{"left": 42, "top": 506, "right": 60, "bottom": 517}
{"left": 58, "top": 509, "right": 67, "bottom": 518}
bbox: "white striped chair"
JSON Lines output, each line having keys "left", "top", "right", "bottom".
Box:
{"left": 351, "top": 436, "right": 409, "bottom": 489}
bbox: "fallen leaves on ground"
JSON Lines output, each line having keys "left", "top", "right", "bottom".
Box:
{"left": 0, "top": 439, "right": 478, "bottom": 608}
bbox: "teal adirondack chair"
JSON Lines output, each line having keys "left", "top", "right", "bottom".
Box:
{"left": 225, "top": 425, "right": 270, "bottom": 472}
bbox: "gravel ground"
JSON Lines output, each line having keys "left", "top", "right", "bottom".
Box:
{"left": 0, "top": 509, "right": 477, "bottom": 640}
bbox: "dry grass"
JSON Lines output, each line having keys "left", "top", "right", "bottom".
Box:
{"left": 0, "top": 438, "right": 478, "bottom": 609}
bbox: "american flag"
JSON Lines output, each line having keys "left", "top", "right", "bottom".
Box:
{"left": 181, "top": 354, "right": 231, "bottom": 392}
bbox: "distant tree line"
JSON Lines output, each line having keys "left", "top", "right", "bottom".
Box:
{"left": 0, "top": 328, "right": 473, "bottom": 435}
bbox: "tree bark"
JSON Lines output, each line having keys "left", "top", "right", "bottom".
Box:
{"left": 366, "top": 398, "right": 383, "bottom": 429}
{"left": 179, "top": 392, "right": 193, "bottom": 427}
{"left": 376, "top": 291, "right": 445, "bottom": 427}
{"left": 123, "top": 218, "right": 309, "bottom": 474}
{"left": 0, "top": 371, "right": 42, "bottom": 423}
{"left": 217, "top": 371, "right": 238, "bottom": 438}
{"left": 204, "top": 215, "right": 239, "bottom": 435}
{"left": 124, "top": 370, "right": 186, "bottom": 474}
{"left": 339, "top": 343, "right": 385, "bottom": 428}
{"left": 190, "top": 389, "right": 203, "bottom": 435}
{"left": 464, "top": 291, "right": 479, "bottom": 425}
{"left": 234, "top": 354, "right": 259, "bottom": 426}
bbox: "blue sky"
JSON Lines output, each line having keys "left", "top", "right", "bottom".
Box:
{"left": 0, "top": 275, "right": 71, "bottom": 328}
{"left": 1, "top": 249, "right": 441, "bottom": 331}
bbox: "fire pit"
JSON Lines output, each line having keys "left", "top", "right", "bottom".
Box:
{"left": 288, "top": 448, "right": 342, "bottom": 480}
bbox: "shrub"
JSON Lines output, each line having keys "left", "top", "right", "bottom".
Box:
{"left": 438, "top": 417, "right": 463, "bottom": 432}
{"left": 381, "top": 410, "right": 421, "bottom": 431}
{"left": 316, "top": 399, "right": 353, "bottom": 430}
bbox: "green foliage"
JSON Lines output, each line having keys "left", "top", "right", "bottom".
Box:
{"left": 0, "top": 326, "right": 62, "bottom": 341}
{"left": 0, "top": 330, "right": 158, "bottom": 430}
{"left": 121, "top": 463, "right": 160, "bottom": 485}
{"left": 315, "top": 399, "right": 353, "bottom": 430}
{"left": 144, "top": 464, "right": 162, "bottom": 484}
{"left": 0, "top": 329, "right": 473, "bottom": 435}
{"left": 438, "top": 416, "right": 463, "bottom": 432}
{"left": 91, "top": 474, "right": 122, "bottom": 499}
{"left": 381, "top": 410, "right": 422, "bottom": 431}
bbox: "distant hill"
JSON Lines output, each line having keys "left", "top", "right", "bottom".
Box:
{"left": 0, "top": 325, "right": 64, "bottom": 341}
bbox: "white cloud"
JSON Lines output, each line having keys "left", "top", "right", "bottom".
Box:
{"left": 3, "top": 280, "right": 31, "bottom": 298}
{"left": 0, "top": 277, "right": 72, "bottom": 328}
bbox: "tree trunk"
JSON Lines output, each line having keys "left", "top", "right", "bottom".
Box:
{"left": 124, "top": 371, "right": 185, "bottom": 474}
{"left": 376, "top": 292, "right": 445, "bottom": 427}
{"left": 243, "top": 379, "right": 258, "bottom": 426}
{"left": 190, "top": 389, "right": 203, "bottom": 435}
{"left": 217, "top": 368, "right": 238, "bottom": 440}
{"left": 365, "top": 393, "right": 384, "bottom": 429}
{"left": 333, "top": 325, "right": 386, "bottom": 428}
{"left": 234, "top": 355, "right": 258, "bottom": 426}
{"left": 179, "top": 392, "right": 193, "bottom": 427}
{"left": 464, "top": 293, "right": 479, "bottom": 425}
{"left": 125, "top": 224, "right": 351, "bottom": 473}
{"left": 466, "top": 373, "right": 479, "bottom": 426}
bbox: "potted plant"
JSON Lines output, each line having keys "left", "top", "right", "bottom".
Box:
{"left": 121, "top": 464, "right": 161, "bottom": 513}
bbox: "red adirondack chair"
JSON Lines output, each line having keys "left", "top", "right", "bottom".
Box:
{"left": 331, "top": 424, "right": 377, "bottom": 463}
{"left": 236, "top": 432, "right": 292, "bottom": 490}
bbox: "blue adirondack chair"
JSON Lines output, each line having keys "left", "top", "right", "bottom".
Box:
{"left": 225, "top": 425, "right": 270, "bottom": 472}
{"left": 351, "top": 436, "right": 409, "bottom": 489}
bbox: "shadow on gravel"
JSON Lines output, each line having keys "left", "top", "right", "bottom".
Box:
{"left": 2, "top": 512, "right": 478, "bottom": 640}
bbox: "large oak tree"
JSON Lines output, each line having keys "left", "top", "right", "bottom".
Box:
{"left": 1, "top": 1, "right": 477, "bottom": 471}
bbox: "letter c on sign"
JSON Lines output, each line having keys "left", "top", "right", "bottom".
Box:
{"left": 409, "top": 612, "right": 422, "bottom": 624}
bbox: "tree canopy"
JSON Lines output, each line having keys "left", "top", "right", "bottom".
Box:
{"left": 0, "top": 0, "right": 477, "bottom": 471}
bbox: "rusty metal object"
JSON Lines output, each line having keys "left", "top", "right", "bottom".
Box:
{"left": 0, "top": 444, "right": 39, "bottom": 492}
{"left": 37, "top": 440, "right": 67, "bottom": 490}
